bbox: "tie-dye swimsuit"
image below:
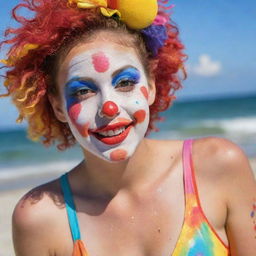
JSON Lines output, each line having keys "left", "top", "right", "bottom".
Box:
{"left": 60, "top": 139, "right": 230, "bottom": 256}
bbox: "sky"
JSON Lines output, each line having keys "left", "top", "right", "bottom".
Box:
{"left": 0, "top": 0, "right": 256, "bottom": 129}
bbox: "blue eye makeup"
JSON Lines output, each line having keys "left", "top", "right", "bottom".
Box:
{"left": 65, "top": 78, "right": 98, "bottom": 109}
{"left": 112, "top": 67, "right": 140, "bottom": 87}
{"left": 65, "top": 78, "right": 98, "bottom": 94}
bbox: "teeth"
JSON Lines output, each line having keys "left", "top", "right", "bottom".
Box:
{"left": 98, "top": 127, "right": 126, "bottom": 137}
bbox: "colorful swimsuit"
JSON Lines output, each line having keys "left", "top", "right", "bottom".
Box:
{"left": 60, "top": 139, "right": 230, "bottom": 256}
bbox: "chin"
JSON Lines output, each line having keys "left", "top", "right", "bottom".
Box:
{"left": 79, "top": 126, "right": 146, "bottom": 163}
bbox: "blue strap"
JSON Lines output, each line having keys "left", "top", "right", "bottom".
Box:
{"left": 60, "top": 173, "right": 81, "bottom": 241}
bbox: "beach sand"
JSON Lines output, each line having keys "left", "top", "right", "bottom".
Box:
{"left": 1, "top": 159, "right": 256, "bottom": 256}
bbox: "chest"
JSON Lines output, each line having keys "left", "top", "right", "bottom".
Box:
{"left": 55, "top": 165, "right": 227, "bottom": 256}
{"left": 78, "top": 193, "right": 185, "bottom": 256}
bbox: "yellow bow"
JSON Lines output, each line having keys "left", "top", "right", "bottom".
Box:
{"left": 68, "top": 0, "right": 121, "bottom": 20}
{"left": 68, "top": 0, "right": 158, "bottom": 29}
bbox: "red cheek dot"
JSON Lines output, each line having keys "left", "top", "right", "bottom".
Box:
{"left": 140, "top": 86, "right": 149, "bottom": 100}
{"left": 110, "top": 149, "right": 127, "bottom": 161}
{"left": 92, "top": 52, "right": 110, "bottom": 73}
{"left": 133, "top": 110, "right": 146, "bottom": 124}
{"left": 76, "top": 122, "right": 90, "bottom": 137}
{"left": 68, "top": 103, "right": 82, "bottom": 122}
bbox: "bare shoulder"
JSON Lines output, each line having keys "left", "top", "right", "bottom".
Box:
{"left": 192, "top": 136, "right": 256, "bottom": 207}
{"left": 12, "top": 179, "right": 65, "bottom": 256}
{"left": 192, "top": 137, "right": 256, "bottom": 255}
{"left": 192, "top": 136, "right": 255, "bottom": 180}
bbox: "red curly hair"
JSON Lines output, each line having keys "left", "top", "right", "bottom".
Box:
{"left": 0, "top": 0, "right": 186, "bottom": 150}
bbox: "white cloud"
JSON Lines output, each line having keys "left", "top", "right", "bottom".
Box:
{"left": 191, "top": 54, "right": 222, "bottom": 77}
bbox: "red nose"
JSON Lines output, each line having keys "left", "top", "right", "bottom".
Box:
{"left": 101, "top": 101, "right": 119, "bottom": 117}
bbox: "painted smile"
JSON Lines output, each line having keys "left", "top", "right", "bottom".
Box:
{"left": 90, "top": 121, "right": 133, "bottom": 145}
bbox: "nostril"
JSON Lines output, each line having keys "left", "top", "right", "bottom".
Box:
{"left": 101, "top": 101, "right": 119, "bottom": 117}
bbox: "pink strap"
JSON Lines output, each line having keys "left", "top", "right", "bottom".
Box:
{"left": 182, "top": 139, "right": 195, "bottom": 194}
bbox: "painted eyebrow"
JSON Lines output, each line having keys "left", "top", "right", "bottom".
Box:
{"left": 111, "top": 65, "right": 139, "bottom": 78}
{"left": 65, "top": 77, "right": 98, "bottom": 91}
{"left": 112, "top": 66, "right": 140, "bottom": 86}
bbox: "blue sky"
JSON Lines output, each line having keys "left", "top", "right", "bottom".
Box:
{"left": 0, "top": 0, "right": 256, "bottom": 129}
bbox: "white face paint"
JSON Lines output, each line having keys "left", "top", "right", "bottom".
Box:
{"left": 59, "top": 41, "right": 151, "bottom": 162}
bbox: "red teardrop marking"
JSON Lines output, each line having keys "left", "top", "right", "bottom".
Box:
{"left": 76, "top": 122, "right": 90, "bottom": 137}
{"left": 133, "top": 110, "right": 146, "bottom": 124}
{"left": 102, "top": 101, "right": 119, "bottom": 117}
{"left": 92, "top": 52, "right": 110, "bottom": 73}
{"left": 107, "top": 0, "right": 118, "bottom": 9}
{"left": 68, "top": 103, "right": 82, "bottom": 122}
{"left": 140, "top": 86, "right": 149, "bottom": 100}
{"left": 110, "top": 149, "right": 127, "bottom": 161}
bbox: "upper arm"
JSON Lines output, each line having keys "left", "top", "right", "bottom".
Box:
{"left": 205, "top": 137, "right": 256, "bottom": 255}
{"left": 12, "top": 190, "right": 56, "bottom": 256}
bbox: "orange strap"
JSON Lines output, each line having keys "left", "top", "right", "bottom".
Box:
{"left": 72, "top": 240, "right": 89, "bottom": 256}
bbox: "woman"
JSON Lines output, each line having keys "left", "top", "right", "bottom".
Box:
{"left": 1, "top": 0, "right": 255, "bottom": 255}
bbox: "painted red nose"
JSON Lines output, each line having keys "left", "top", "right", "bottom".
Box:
{"left": 101, "top": 101, "right": 119, "bottom": 117}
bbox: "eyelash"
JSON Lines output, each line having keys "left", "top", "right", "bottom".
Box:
{"left": 115, "top": 79, "right": 137, "bottom": 92}
{"left": 70, "top": 78, "right": 138, "bottom": 100}
{"left": 71, "top": 88, "right": 96, "bottom": 100}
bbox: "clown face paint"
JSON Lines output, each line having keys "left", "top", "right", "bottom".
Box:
{"left": 59, "top": 42, "right": 152, "bottom": 162}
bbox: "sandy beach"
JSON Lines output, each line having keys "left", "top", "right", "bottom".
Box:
{"left": 1, "top": 159, "right": 256, "bottom": 256}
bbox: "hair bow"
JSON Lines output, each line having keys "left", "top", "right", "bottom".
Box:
{"left": 68, "top": 0, "right": 158, "bottom": 29}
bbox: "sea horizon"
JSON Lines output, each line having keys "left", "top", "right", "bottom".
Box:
{"left": 0, "top": 94, "right": 255, "bottom": 191}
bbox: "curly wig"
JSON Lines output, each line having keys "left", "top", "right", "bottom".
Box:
{"left": 0, "top": 0, "right": 186, "bottom": 150}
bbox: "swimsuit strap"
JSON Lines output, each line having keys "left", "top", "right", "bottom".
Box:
{"left": 60, "top": 173, "right": 81, "bottom": 242}
{"left": 182, "top": 139, "right": 196, "bottom": 195}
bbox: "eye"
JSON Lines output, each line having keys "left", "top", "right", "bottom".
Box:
{"left": 72, "top": 88, "right": 96, "bottom": 101}
{"left": 115, "top": 79, "right": 136, "bottom": 92}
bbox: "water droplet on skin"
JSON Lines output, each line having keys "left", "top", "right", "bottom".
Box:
{"left": 157, "top": 187, "right": 163, "bottom": 193}
{"left": 109, "top": 224, "right": 114, "bottom": 232}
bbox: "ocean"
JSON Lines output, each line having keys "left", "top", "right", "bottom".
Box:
{"left": 0, "top": 95, "right": 255, "bottom": 190}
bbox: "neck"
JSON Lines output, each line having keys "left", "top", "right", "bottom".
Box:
{"left": 77, "top": 139, "right": 151, "bottom": 198}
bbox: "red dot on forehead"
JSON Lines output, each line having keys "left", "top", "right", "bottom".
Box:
{"left": 92, "top": 52, "right": 110, "bottom": 73}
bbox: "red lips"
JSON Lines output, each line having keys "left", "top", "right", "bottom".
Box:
{"left": 90, "top": 121, "right": 133, "bottom": 145}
